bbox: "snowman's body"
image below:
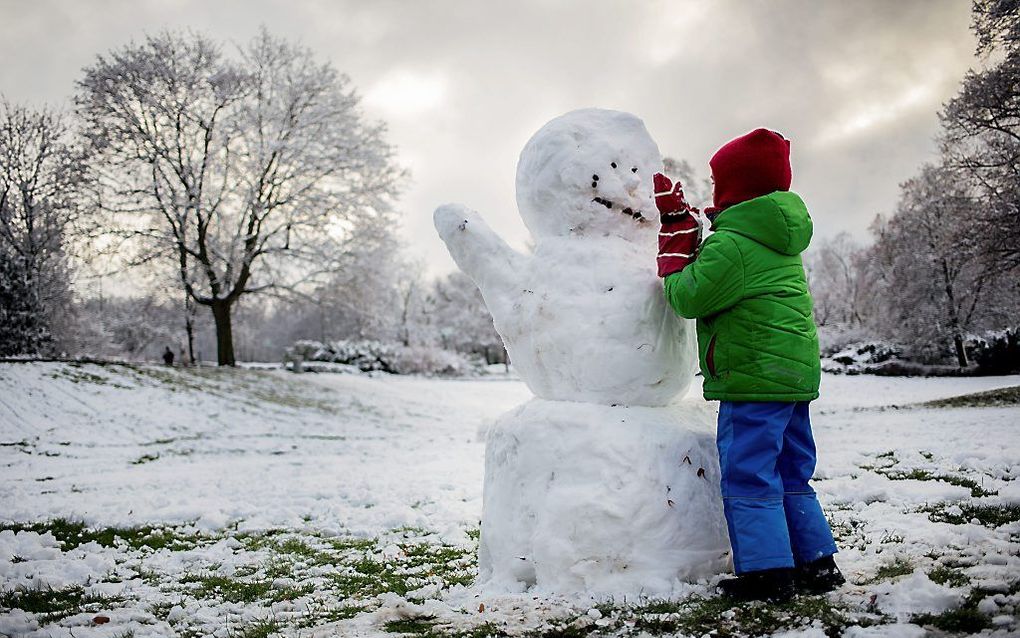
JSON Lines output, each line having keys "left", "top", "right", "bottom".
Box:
{"left": 489, "top": 236, "right": 692, "bottom": 406}
{"left": 435, "top": 109, "right": 729, "bottom": 595}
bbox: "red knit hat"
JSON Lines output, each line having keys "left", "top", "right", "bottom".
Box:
{"left": 708, "top": 128, "right": 792, "bottom": 212}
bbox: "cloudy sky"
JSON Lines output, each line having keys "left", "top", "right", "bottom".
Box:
{"left": 1, "top": 0, "right": 976, "bottom": 275}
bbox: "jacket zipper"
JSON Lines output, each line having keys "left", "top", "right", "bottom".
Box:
{"left": 706, "top": 334, "right": 718, "bottom": 378}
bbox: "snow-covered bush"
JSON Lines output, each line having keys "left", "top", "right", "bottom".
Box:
{"left": 822, "top": 341, "right": 905, "bottom": 375}
{"left": 283, "top": 339, "right": 481, "bottom": 377}
{"left": 816, "top": 324, "right": 878, "bottom": 357}
{"left": 967, "top": 328, "right": 1020, "bottom": 375}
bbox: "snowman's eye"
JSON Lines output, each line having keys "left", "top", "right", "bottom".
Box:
{"left": 631, "top": 167, "right": 638, "bottom": 173}
{"left": 610, "top": 162, "right": 617, "bottom": 169}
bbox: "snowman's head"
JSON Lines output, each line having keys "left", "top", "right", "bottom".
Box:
{"left": 515, "top": 109, "right": 662, "bottom": 241}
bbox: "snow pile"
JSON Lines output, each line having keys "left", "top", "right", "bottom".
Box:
{"left": 284, "top": 339, "right": 479, "bottom": 376}
{"left": 435, "top": 109, "right": 725, "bottom": 595}
{"left": 871, "top": 570, "right": 964, "bottom": 620}
{"left": 478, "top": 398, "right": 728, "bottom": 595}
{"left": 0, "top": 530, "right": 116, "bottom": 591}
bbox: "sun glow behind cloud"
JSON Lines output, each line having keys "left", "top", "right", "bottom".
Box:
{"left": 364, "top": 69, "right": 448, "bottom": 118}
{"left": 814, "top": 83, "right": 937, "bottom": 147}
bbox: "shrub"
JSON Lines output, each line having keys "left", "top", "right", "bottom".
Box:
{"left": 967, "top": 328, "right": 1020, "bottom": 375}
{"left": 284, "top": 340, "right": 481, "bottom": 377}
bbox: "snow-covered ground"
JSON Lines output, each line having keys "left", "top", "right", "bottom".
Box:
{"left": 1, "top": 362, "right": 1018, "bottom": 637}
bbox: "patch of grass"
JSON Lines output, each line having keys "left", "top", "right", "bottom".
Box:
{"left": 0, "top": 519, "right": 200, "bottom": 551}
{"left": 599, "top": 594, "right": 857, "bottom": 638}
{"left": 921, "top": 385, "right": 1020, "bottom": 408}
{"left": 295, "top": 603, "right": 365, "bottom": 627}
{"left": 132, "top": 453, "right": 160, "bottom": 465}
{"left": 830, "top": 517, "right": 868, "bottom": 547}
{"left": 382, "top": 619, "right": 513, "bottom": 638}
{"left": 232, "top": 618, "right": 282, "bottom": 638}
{"left": 0, "top": 586, "right": 124, "bottom": 624}
{"left": 276, "top": 537, "right": 318, "bottom": 558}
{"left": 461, "top": 623, "right": 508, "bottom": 638}
{"left": 123, "top": 365, "right": 208, "bottom": 392}
{"left": 330, "top": 557, "right": 415, "bottom": 598}
{"left": 922, "top": 502, "right": 1020, "bottom": 527}
{"left": 873, "top": 467, "right": 997, "bottom": 498}
{"left": 325, "top": 535, "right": 377, "bottom": 553}
{"left": 49, "top": 367, "right": 125, "bottom": 387}
{"left": 186, "top": 572, "right": 312, "bottom": 604}
{"left": 927, "top": 566, "right": 971, "bottom": 588}
{"left": 148, "top": 600, "right": 175, "bottom": 621}
{"left": 384, "top": 617, "right": 439, "bottom": 635}
{"left": 250, "top": 388, "right": 337, "bottom": 413}
{"left": 911, "top": 587, "right": 997, "bottom": 634}
{"left": 236, "top": 529, "right": 289, "bottom": 552}
{"left": 913, "top": 607, "right": 990, "bottom": 634}
{"left": 864, "top": 557, "right": 914, "bottom": 584}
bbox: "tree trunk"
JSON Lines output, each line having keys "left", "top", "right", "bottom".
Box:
{"left": 184, "top": 294, "right": 196, "bottom": 365}
{"left": 210, "top": 301, "right": 236, "bottom": 366}
{"left": 953, "top": 333, "right": 969, "bottom": 368}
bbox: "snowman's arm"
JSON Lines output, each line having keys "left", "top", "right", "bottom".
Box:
{"left": 434, "top": 204, "right": 526, "bottom": 294}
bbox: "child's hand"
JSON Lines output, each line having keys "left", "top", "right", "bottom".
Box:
{"left": 654, "top": 173, "right": 699, "bottom": 218}
{"left": 654, "top": 173, "right": 701, "bottom": 278}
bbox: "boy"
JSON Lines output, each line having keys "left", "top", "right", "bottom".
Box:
{"left": 653, "top": 129, "right": 843, "bottom": 603}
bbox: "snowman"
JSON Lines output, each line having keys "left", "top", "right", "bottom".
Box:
{"left": 434, "top": 109, "right": 729, "bottom": 596}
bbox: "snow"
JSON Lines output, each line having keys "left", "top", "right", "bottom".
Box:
{"left": 1, "top": 362, "right": 1019, "bottom": 636}
{"left": 433, "top": 109, "right": 725, "bottom": 594}
{"left": 478, "top": 398, "right": 728, "bottom": 595}
{"left": 871, "top": 569, "right": 963, "bottom": 618}
{"left": 0, "top": 363, "right": 529, "bottom": 534}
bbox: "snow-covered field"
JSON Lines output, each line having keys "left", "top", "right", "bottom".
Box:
{"left": 1, "top": 362, "right": 1018, "bottom": 637}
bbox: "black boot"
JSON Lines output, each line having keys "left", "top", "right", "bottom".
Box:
{"left": 793, "top": 554, "right": 845, "bottom": 595}
{"left": 718, "top": 567, "right": 795, "bottom": 603}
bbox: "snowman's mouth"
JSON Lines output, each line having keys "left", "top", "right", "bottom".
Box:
{"left": 592, "top": 197, "right": 646, "bottom": 223}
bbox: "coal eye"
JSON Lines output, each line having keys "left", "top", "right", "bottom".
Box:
{"left": 610, "top": 162, "right": 617, "bottom": 169}
{"left": 631, "top": 167, "right": 638, "bottom": 173}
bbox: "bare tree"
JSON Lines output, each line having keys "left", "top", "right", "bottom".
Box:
{"left": 662, "top": 156, "right": 712, "bottom": 209}
{"left": 77, "top": 29, "right": 401, "bottom": 365}
{"left": 805, "top": 232, "right": 867, "bottom": 327}
{"left": 940, "top": 0, "right": 1020, "bottom": 275}
{"left": 0, "top": 99, "right": 86, "bottom": 355}
{"left": 866, "top": 165, "right": 996, "bottom": 366}
{"left": 426, "top": 272, "right": 504, "bottom": 363}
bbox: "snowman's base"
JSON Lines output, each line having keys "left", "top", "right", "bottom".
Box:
{"left": 477, "top": 398, "right": 731, "bottom": 596}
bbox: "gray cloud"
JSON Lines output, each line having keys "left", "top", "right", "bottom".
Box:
{"left": 0, "top": 0, "right": 975, "bottom": 274}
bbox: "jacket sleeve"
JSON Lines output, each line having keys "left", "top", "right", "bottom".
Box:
{"left": 663, "top": 232, "right": 745, "bottom": 319}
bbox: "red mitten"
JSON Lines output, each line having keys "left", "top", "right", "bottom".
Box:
{"left": 654, "top": 173, "right": 701, "bottom": 277}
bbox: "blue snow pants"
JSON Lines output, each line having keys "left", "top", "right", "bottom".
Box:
{"left": 717, "top": 401, "right": 838, "bottom": 574}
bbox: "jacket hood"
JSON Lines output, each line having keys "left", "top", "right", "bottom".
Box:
{"left": 711, "top": 191, "right": 812, "bottom": 255}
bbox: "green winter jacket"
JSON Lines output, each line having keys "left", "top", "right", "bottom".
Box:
{"left": 664, "top": 191, "right": 821, "bottom": 402}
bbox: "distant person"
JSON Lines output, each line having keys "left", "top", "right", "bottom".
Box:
{"left": 162, "top": 346, "right": 175, "bottom": 367}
